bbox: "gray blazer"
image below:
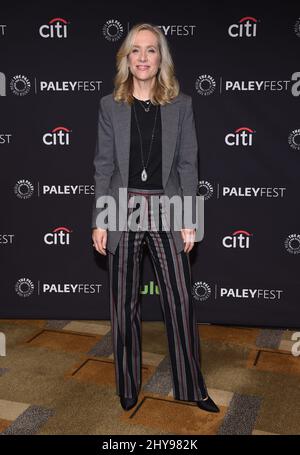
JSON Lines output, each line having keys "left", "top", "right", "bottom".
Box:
{"left": 92, "top": 91, "right": 200, "bottom": 255}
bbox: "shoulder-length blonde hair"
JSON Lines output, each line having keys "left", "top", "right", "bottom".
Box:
{"left": 113, "top": 23, "right": 180, "bottom": 105}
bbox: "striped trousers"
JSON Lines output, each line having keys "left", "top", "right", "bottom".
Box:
{"left": 108, "top": 187, "right": 208, "bottom": 402}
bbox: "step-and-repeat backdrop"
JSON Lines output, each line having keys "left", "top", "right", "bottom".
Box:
{"left": 1, "top": 1, "right": 299, "bottom": 327}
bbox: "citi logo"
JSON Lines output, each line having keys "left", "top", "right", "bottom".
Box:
{"left": 225, "top": 127, "right": 255, "bottom": 146}
{"left": 39, "top": 18, "right": 69, "bottom": 38}
{"left": 42, "top": 126, "right": 71, "bottom": 145}
{"left": 222, "top": 230, "right": 253, "bottom": 248}
{"left": 44, "top": 226, "right": 72, "bottom": 245}
{"left": 228, "top": 16, "right": 258, "bottom": 38}
{"left": 140, "top": 280, "right": 159, "bottom": 295}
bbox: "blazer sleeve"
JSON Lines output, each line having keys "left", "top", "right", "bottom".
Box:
{"left": 91, "top": 96, "right": 115, "bottom": 229}
{"left": 176, "top": 95, "right": 199, "bottom": 229}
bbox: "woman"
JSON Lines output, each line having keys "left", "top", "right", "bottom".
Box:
{"left": 92, "top": 23, "right": 219, "bottom": 413}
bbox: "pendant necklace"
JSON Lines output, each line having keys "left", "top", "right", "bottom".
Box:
{"left": 137, "top": 98, "right": 151, "bottom": 112}
{"left": 132, "top": 99, "right": 158, "bottom": 182}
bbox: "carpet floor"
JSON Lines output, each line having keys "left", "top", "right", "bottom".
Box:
{"left": 0, "top": 319, "right": 299, "bottom": 435}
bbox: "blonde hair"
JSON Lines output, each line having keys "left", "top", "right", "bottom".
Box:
{"left": 113, "top": 23, "right": 180, "bottom": 105}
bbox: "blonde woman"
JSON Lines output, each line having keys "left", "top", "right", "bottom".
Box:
{"left": 92, "top": 23, "right": 219, "bottom": 413}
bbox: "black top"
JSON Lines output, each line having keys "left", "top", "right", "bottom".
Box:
{"left": 128, "top": 96, "right": 163, "bottom": 189}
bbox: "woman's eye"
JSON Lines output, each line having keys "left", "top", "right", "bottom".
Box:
{"left": 132, "top": 48, "right": 155, "bottom": 53}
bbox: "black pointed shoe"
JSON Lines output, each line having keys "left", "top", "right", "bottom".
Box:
{"left": 196, "top": 395, "right": 220, "bottom": 413}
{"left": 120, "top": 395, "right": 138, "bottom": 411}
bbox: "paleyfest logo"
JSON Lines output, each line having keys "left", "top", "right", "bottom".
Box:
{"left": 95, "top": 188, "right": 204, "bottom": 242}
{"left": 102, "top": 19, "right": 124, "bottom": 42}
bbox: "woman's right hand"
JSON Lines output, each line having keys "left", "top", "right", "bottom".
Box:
{"left": 92, "top": 228, "right": 107, "bottom": 255}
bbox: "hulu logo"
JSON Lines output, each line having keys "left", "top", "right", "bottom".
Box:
{"left": 140, "top": 281, "right": 160, "bottom": 295}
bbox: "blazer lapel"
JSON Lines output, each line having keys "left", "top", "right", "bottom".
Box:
{"left": 114, "top": 97, "right": 180, "bottom": 189}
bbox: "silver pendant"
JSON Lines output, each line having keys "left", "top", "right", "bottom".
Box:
{"left": 141, "top": 168, "right": 147, "bottom": 181}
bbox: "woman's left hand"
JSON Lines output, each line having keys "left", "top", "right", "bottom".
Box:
{"left": 181, "top": 228, "right": 196, "bottom": 253}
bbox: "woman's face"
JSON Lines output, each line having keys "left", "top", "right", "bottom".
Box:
{"left": 127, "top": 30, "right": 161, "bottom": 83}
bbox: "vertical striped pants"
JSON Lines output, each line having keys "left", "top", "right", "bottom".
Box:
{"left": 108, "top": 187, "right": 208, "bottom": 402}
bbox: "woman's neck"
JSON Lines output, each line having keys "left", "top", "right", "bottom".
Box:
{"left": 133, "top": 92, "right": 151, "bottom": 101}
{"left": 133, "top": 94, "right": 150, "bottom": 101}
{"left": 132, "top": 78, "right": 155, "bottom": 101}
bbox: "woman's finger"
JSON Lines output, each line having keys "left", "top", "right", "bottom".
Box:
{"left": 99, "top": 236, "right": 107, "bottom": 255}
{"left": 182, "top": 229, "right": 195, "bottom": 253}
{"left": 93, "top": 235, "right": 107, "bottom": 255}
{"left": 184, "top": 240, "right": 194, "bottom": 253}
